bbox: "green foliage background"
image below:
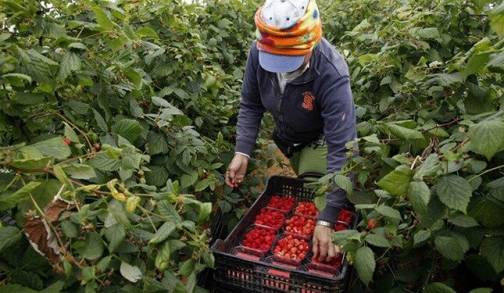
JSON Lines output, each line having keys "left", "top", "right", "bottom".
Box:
{"left": 0, "top": 0, "right": 503, "bottom": 292}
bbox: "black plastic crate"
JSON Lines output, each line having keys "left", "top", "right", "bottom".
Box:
{"left": 211, "top": 176, "right": 355, "bottom": 293}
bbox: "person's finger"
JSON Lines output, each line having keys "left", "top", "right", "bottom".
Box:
{"left": 229, "top": 168, "right": 236, "bottom": 185}
{"left": 318, "top": 240, "right": 328, "bottom": 261}
{"left": 334, "top": 244, "right": 341, "bottom": 254}
{"left": 312, "top": 238, "right": 319, "bottom": 257}
{"left": 224, "top": 170, "right": 233, "bottom": 188}
{"left": 235, "top": 173, "right": 244, "bottom": 185}
{"left": 327, "top": 241, "right": 336, "bottom": 262}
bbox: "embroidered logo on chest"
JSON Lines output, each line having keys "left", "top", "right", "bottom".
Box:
{"left": 302, "top": 91, "right": 315, "bottom": 111}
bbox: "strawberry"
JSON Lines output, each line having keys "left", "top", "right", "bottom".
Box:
{"left": 285, "top": 215, "right": 315, "bottom": 238}
{"left": 295, "top": 202, "right": 318, "bottom": 217}
{"left": 313, "top": 254, "right": 342, "bottom": 267}
{"left": 273, "top": 235, "right": 309, "bottom": 263}
{"left": 266, "top": 195, "right": 295, "bottom": 212}
{"left": 63, "top": 137, "right": 72, "bottom": 145}
{"left": 337, "top": 209, "right": 353, "bottom": 224}
{"left": 254, "top": 208, "right": 285, "bottom": 229}
{"left": 334, "top": 223, "right": 347, "bottom": 231}
{"left": 241, "top": 227, "right": 276, "bottom": 252}
{"left": 367, "top": 218, "right": 378, "bottom": 230}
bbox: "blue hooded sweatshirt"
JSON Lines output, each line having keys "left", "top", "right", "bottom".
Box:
{"left": 235, "top": 38, "right": 357, "bottom": 223}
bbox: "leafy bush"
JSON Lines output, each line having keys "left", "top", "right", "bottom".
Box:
{"left": 318, "top": 0, "right": 504, "bottom": 291}
{"left": 0, "top": 0, "right": 259, "bottom": 291}
{"left": 1, "top": 0, "right": 503, "bottom": 292}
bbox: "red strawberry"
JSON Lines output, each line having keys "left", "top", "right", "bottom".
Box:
{"left": 337, "top": 209, "right": 353, "bottom": 224}
{"left": 295, "top": 202, "right": 318, "bottom": 217}
{"left": 285, "top": 215, "right": 315, "bottom": 238}
{"left": 367, "top": 218, "right": 378, "bottom": 230}
{"left": 242, "top": 227, "right": 276, "bottom": 252}
{"left": 63, "top": 137, "right": 72, "bottom": 145}
{"left": 266, "top": 195, "right": 295, "bottom": 212}
{"left": 273, "top": 235, "right": 309, "bottom": 263}
{"left": 254, "top": 208, "right": 285, "bottom": 229}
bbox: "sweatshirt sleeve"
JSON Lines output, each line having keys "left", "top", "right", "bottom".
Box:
{"left": 235, "top": 44, "right": 266, "bottom": 157}
{"left": 317, "top": 73, "right": 357, "bottom": 224}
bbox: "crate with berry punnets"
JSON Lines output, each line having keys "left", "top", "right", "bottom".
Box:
{"left": 211, "top": 176, "right": 357, "bottom": 293}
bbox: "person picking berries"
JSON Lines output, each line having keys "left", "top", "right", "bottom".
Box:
{"left": 225, "top": 0, "right": 357, "bottom": 262}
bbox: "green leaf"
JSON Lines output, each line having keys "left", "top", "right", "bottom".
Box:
{"left": 112, "top": 119, "right": 143, "bottom": 143}
{"left": 147, "top": 131, "right": 169, "bottom": 155}
{"left": 413, "top": 229, "right": 431, "bottom": 246}
{"left": 63, "top": 164, "right": 96, "bottom": 180}
{"left": 413, "top": 154, "right": 440, "bottom": 180}
{"left": 149, "top": 222, "right": 176, "bottom": 244}
{"left": 333, "top": 174, "right": 353, "bottom": 195}
{"left": 108, "top": 200, "right": 130, "bottom": 227}
{"left": 332, "top": 230, "right": 361, "bottom": 243}
{"left": 96, "top": 256, "right": 111, "bottom": 273}
{"left": 88, "top": 153, "right": 120, "bottom": 172}
{"left": 2, "top": 73, "right": 32, "bottom": 84}
{"left": 434, "top": 233, "right": 469, "bottom": 261}
{"left": 180, "top": 171, "right": 198, "bottom": 189}
{"left": 120, "top": 261, "right": 142, "bottom": 283}
{"left": 490, "top": 2, "right": 504, "bottom": 36}
{"left": 145, "top": 165, "right": 169, "bottom": 187}
{"left": 155, "top": 242, "right": 171, "bottom": 270}
{"left": 480, "top": 237, "right": 504, "bottom": 273}
{"left": 157, "top": 200, "right": 182, "bottom": 223}
{"left": 194, "top": 178, "right": 211, "bottom": 192}
{"left": 469, "top": 196, "right": 504, "bottom": 227}
{"left": 448, "top": 214, "right": 479, "bottom": 228}
{"left": 39, "top": 281, "right": 64, "bottom": 293}
{"left": 469, "top": 288, "right": 493, "bottom": 293}
{"left": 375, "top": 205, "right": 401, "bottom": 220}
{"left": 61, "top": 221, "right": 79, "bottom": 238}
{"left": 52, "top": 165, "right": 73, "bottom": 189}
{"left": 0, "top": 226, "right": 22, "bottom": 252}
{"left": 408, "top": 181, "right": 431, "bottom": 215}
{"left": 435, "top": 175, "right": 472, "bottom": 213}
{"left": 77, "top": 232, "right": 104, "bottom": 260}
{"left": 384, "top": 122, "right": 424, "bottom": 140}
{"left": 179, "top": 259, "right": 195, "bottom": 277}
{"left": 424, "top": 282, "right": 456, "bottom": 293}
{"left": 92, "top": 109, "right": 108, "bottom": 132}
{"left": 104, "top": 224, "right": 125, "bottom": 253}
{"left": 314, "top": 194, "right": 326, "bottom": 211}
{"left": 92, "top": 5, "right": 115, "bottom": 31}
{"left": 364, "top": 233, "right": 391, "bottom": 248}
{"left": 27, "top": 137, "right": 71, "bottom": 160}
{"left": 198, "top": 202, "right": 212, "bottom": 223}
{"left": 64, "top": 123, "right": 79, "bottom": 143}
{"left": 81, "top": 266, "right": 96, "bottom": 283}
{"left": 10, "top": 157, "right": 52, "bottom": 170}
{"left": 0, "top": 181, "right": 41, "bottom": 211}
{"left": 377, "top": 165, "right": 412, "bottom": 196}
{"left": 468, "top": 119, "right": 504, "bottom": 160}
{"left": 354, "top": 246, "right": 375, "bottom": 286}
{"left": 58, "top": 52, "right": 81, "bottom": 81}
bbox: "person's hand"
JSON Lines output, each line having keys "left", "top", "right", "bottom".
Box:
{"left": 225, "top": 153, "right": 249, "bottom": 188}
{"left": 312, "top": 225, "right": 340, "bottom": 262}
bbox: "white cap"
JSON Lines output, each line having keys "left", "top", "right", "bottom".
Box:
{"left": 261, "top": 0, "right": 310, "bottom": 30}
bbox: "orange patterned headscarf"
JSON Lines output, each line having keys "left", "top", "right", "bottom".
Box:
{"left": 255, "top": 0, "right": 322, "bottom": 56}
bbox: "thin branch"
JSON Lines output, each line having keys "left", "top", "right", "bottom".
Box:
{"left": 468, "top": 164, "right": 504, "bottom": 182}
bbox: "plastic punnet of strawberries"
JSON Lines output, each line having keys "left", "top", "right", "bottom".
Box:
{"left": 273, "top": 235, "right": 310, "bottom": 263}
{"left": 285, "top": 215, "right": 315, "bottom": 238}
{"left": 266, "top": 195, "right": 295, "bottom": 212}
{"left": 295, "top": 202, "right": 318, "bottom": 218}
{"left": 242, "top": 227, "right": 276, "bottom": 252}
{"left": 254, "top": 208, "right": 285, "bottom": 229}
